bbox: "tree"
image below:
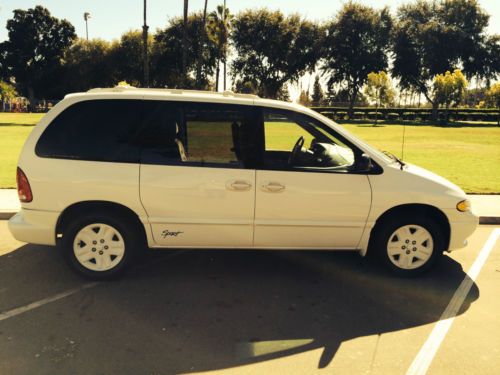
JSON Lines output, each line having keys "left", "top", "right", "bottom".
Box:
{"left": 231, "top": 9, "right": 321, "bottom": 99}
{"left": 433, "top": 69, "right": 468, "bottom": 124}
{"left": 153, "top": 12, "right": 217, "bottom": 89}
{"left": 0, "top": 80, "right": 17, "bottom": 111}
{"left": 485, "top": 83, "right": 500, "bottom": 125}
{"left": 109, "top": 30, "right": 153, "bottom": 87}
{"left": 62, "top": 38, "right": 116, "bottom": 92}
{"left": 311, "top": 75, "right": 325, "bottom": 106}
{"left": 321, "top": 2, "right": 392, "bottom": 119}
{"left": 363, "top": 71, "right": 395, "bottom": 125}
{"left": 0, "top": 6, "right": 76, "bottom": 104}
{"left": 206, "top": 5, "right": 232, "bottom": 91}
{"left": 392, "top": 0, "right": 500, "bottom": 119}
{"left": 297, "top": 90, "right": 312, "bottom": 106}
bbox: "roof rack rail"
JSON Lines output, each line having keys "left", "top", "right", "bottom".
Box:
{"left": 87, "top": 86, "right": 259, "bottom": 99}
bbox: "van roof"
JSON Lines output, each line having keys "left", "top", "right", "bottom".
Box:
{"left": 85, "top": 85, "right": 259, "bottom": 99}
{"left": 63, "top": 85, "right": 306, "bottom": 113}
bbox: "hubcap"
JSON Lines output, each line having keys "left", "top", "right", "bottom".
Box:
{"left": 73, "top": 223, "right": 125, "bottom": 272}
{"left": 387, "top": 224, "right": 433, "bottom": 270}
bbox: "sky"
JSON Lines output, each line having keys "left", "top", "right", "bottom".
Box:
{"left": 1, "top": 0, "right": 499, "bottom": 100}
{"left": 1, "top": 0, "right": 499, "bottom": 42}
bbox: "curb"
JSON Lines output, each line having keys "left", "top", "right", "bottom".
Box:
{"left": 0, "top": 212, "right": 16, "bottom": 220}
{"left": 1, "top": 211, "right": 499, "bottom": 224}
{"left": 479, "top": 216, "right": 500, "bottom": 225}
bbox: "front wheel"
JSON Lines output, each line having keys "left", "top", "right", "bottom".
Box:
{"left": 370, "top": 215, "right": 445, "bottom": 276}
{"left": 60, "top": 213, "right": 140, "bottom": 280}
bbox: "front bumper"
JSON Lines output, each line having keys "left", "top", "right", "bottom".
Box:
{"left": 443, "top": 208, "right": 479, "bottom": 251}
{"left": 8, "top": 209, "right": 59, "bottom": 246}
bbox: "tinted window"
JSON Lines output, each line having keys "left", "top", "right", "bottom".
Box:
{"left": 36, "top": 100, "right": 142, "bottom": 163}
{"left": 140, "top": 101, "right": 258, "bottom": 168}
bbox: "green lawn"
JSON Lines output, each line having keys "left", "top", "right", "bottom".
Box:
{"left": 0, "top": 114, "right": 43, "bottom": 188}
{"left": 0, "top": 113, "right": 499, "bottom": 193}
{"left": 341, "top": 123, "right": 500, "bottom": 193}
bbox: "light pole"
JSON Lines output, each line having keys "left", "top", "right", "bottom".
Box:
{"left": 142, "top": 0, "right": 149, "bottom": 87}
{"left": 223, "top": 0, "right": 227, "bottom": 91}
{"left": 83, "top": 12, "right": 91, "bottom": 40}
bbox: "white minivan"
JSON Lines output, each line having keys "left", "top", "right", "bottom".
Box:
{"left": 8, "top": 86, "right": 478, "bottom": 279}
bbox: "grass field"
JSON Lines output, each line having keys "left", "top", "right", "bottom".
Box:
{"left": 0, "top": 113, "right": 499, "bottom": 193}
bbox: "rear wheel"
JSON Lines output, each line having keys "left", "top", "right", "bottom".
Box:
{"left": 60, "top": 213, "right": 140, "bottom": 280}
{"left": 370, "top": 215, "right": 445, "bottom": 276}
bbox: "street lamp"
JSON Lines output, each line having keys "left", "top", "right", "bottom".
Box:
{"left": 83, "top": 12, "right": 91, "bottom": 40}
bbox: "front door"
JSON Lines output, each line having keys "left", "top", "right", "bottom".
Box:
{"left": 254, "top": 108, "right": 372, "bottom": 249}
{"left": 139, "top": 100, "right": 257, "bottom": 248}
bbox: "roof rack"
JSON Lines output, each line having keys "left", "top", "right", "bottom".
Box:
{"left": 87, "top": 85, "right": 259, "bottom": 99}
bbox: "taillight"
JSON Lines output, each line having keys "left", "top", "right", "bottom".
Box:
{"left": 16, "top": 167, "right": 33, "bottom": 203}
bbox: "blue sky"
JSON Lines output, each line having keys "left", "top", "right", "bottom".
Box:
{"left": 1, "top": 0, "right": 500, "bottom": 42}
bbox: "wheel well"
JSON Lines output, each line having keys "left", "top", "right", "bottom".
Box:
{"left": 56, "top": 201, "right": 147, "bottom": 245}
{"left": 369, "top": 204, "right": 450, "bottom": 250}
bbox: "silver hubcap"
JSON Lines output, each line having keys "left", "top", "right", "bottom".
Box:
{"left": 73, "top": 223, "right": 125, "bottom": 271}
{"left": 387, "top": 224, "right": 433, "bottom": 270}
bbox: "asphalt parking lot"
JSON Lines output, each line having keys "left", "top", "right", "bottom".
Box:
{"left": 0, "top": 221, "right": 499, "bottom": 375}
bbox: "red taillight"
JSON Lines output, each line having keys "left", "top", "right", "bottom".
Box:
{"left": 16, "top": 167, "right": 33, "bottom": 203}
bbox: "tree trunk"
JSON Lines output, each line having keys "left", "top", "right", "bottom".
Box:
{"left": 195, "top": 0, "right": 208, "bottom": 88}
{"left": 182, "top": 0, "right": 189, "bottom": 86}
{"left": 348, "top": 90, "right": 357, "bottom": 120}
{"left": 444, "top": 102, "right": 450, "bottom": 126}
{"left": 374, "top": 98, "right": 379, "bottom": 127}
{"left": 27, "top": 87, "right": 35, "bottom": 113}
{"left": 215, "top": 59, "right": 220, "bottom": 92}
{"left": 223, "top": 61, "right": 227, "bottom": 91}
{"left": 431, "top": 100, "right": 439, "bottom": 122}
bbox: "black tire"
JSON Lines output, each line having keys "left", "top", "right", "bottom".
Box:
{"left": 59, "top": 212, "right": 141, "bottom": 280}
{"left": 369, "top": 214, "right": 445, "bottom": 277}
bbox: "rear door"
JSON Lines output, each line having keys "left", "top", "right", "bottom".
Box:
{"left": 139, "top": 100, "right": 258, "bottom": 248}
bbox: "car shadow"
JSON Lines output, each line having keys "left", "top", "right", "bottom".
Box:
{"left": 0, "top": 245, "right": 479, "bottom": 374}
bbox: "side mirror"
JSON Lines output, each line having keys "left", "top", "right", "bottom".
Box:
{"left": 356, "top": 153, "right": 373, "bottom": 172}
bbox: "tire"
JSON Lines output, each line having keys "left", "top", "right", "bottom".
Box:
{"left": 369, "top": 214, "right": 445, "bottom": 277}
{"left": 60, "top": 212, "right": 141, "bottom": 280}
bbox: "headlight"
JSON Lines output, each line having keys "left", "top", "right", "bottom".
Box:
{"left": 456, "top": 199, "right": 471, "bottom": 212}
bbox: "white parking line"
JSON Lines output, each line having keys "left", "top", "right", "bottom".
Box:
{"left": 406, "top": 228, "right": 500, "bottom": 375}
{"left": 0, "top": 283, "right": 98, "bottom": 322}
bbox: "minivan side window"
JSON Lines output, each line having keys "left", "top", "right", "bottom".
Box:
{"left": 35, "top": 100, "right": 143, "bottom": 163}
{"left": 261, "top": 108, "right": 359, "bottom": 172}
{"left": 140, "top": 101, "right": 258, "bottom": 169}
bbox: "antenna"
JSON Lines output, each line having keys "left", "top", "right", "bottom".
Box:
{"left": 400, "top": 122, "right": 406, "bottom": 170}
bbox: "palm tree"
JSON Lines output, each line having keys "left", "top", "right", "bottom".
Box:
{"left": 195, "top": 0, "right": 209, "bottom": 87}
{"left": 182, "top": 0, "right": 189, "bottom": 85}
{"left": 206, "top": 4, "right": 232, "bottom": 91}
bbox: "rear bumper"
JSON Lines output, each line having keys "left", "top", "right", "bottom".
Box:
{"left": 8, "top": 209, "right": 59, "bottom": 246}
{"left": 444, "top": 209, "right": 479, "bottom": 251}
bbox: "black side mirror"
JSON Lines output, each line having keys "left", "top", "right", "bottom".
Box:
{"left": 356, "top": 153, "right": 373, "bottom": 172}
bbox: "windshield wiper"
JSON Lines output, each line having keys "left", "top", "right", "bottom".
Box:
{"left": 382, "top": 151, "right": 405, "bottom": 170}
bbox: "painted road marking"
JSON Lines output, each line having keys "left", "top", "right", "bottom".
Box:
{"left": 0, "top": 283, "right": 98, "bottom": 322}
{"left": 406, "top": 228, "right": 500, "bottom": 375}
{"left": 0, "top": 250, "right": 187, "bottom": 323}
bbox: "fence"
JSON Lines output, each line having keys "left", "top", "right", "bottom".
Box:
{"left": 1, "top": 99, "right": 60, "bottom": 113}
{"left": 311, "top": 107, "right": 500, "bottom": 123}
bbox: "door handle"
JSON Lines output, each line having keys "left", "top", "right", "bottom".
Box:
{"left": 227, "top": 179, "right": 252, "bottom": 191}
{"left": 261, "top": 181, "right": 285, "bottom": 193}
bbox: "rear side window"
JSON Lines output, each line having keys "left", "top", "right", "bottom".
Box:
{"left": 35, "top": 100, "right": 142, "bottom": 163}
{"left": 140, "top": 101, "right": 259, "bottom": 168}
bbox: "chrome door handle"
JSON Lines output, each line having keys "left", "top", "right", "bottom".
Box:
{"left": 262, "top": 182, "right": 285, "bottom": 192}
{"left": 227, "top": 180, "right": 252, "bottom": 191}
